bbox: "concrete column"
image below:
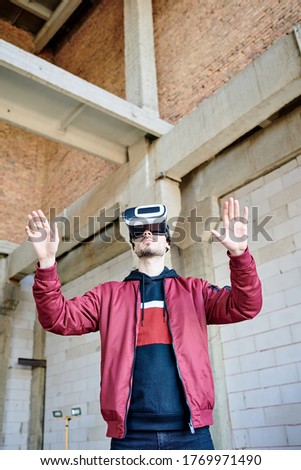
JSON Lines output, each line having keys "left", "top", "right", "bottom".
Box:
{"left": 125, "top": 137, "right": 182, "bottom": 268}
{"left": 154, "top": 176, "right": 182, "bottom": 268}
{"left": 181, "top": 197, "right": 233, "bottom": 449}
{"left": 124, "top": 0, "right": 159, "bottom": 116}
{"left": 0, "top": 312, "right": 12, "bottom": 447}
{"left": 0, "top": 242, "right": 20, "bottom": 446}
{"left": 27, "top": 320, "right": 46, "bottom": 450}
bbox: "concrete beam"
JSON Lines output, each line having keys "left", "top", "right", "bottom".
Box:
{"left": 34, "top": 0, "right": 82, "bottom": 53}
{"left": 0, "top": 240, "right": 19, "bottom": 256}
{"left": 124, "top": 0, "right": 159, "bottom": 116}
{"left": 0, "top": 39, "right": 172, "bottom": 136}
{"left": 10, "top": 0, "right": 52, "bottom": 20}
{"left": 0, "top": 97, "right": 127, "bottom": 164}
{"left": 57, "top": 221, "right": 129, "bottom": 285}
{"left": 185, "top": 105, "right": 301, "bottom": 203}
{"left": 0, "top": 40, "right": 173, "bottom": 164}
{"left": 152, "top": 29, "right": 301, "bottom": 180}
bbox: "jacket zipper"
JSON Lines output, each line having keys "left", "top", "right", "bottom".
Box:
{"left": 164, "top": 280, "right": 195, "bottom": 434}
{"left": 123, "top": 286, "right": 140, "bottom": 437}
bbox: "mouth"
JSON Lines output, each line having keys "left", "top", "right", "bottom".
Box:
{"left": 142, "top": 237, "right": 156, "bottom": 244}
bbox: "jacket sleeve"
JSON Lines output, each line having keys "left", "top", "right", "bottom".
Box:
{"left": 32, "top": 263, "right": 101, "bottom": 335}
{"left": 202, "top": 248, "right": 262, "bottom": 324}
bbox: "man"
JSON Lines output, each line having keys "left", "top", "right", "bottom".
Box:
{"left": 25, "top": 197, "right": 262, "bottom": 450}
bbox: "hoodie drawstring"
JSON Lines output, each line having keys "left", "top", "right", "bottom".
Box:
{"left": 123, "top": 267, "right": 178, "bottom": 327}
{"left": 141, "top": 275, "right": 145, "bottom": 326}
{"left": 163, "top": 280, "right": 168, "bottom": 323}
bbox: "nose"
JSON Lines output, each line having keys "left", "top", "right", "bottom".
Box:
{"left": 143, "top": 230, "right": 152, "bottom": 237}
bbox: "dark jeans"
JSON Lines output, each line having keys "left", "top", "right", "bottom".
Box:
{"left": 110, "top": 426, "right": 214, "bottom": 450}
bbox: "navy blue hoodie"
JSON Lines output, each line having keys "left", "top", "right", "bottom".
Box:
{"left": 124, "top": 267, "right": 190, "bottom": 431}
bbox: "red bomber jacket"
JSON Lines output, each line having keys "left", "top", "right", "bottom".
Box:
{"left": 32, "top": 248, "right": 262, "bottom": 439}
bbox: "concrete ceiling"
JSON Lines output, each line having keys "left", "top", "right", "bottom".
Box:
{"left": 0, "top": 39, "right": 172, "bottom": 164}
{"left": 0, "top": 0, "right": 96, "bottom": 52}
{"left": 0, "top": 1, "right": 174, "bottom": 166}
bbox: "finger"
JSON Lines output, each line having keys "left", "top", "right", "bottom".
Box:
{"left": 25, "top": 223, "right": 40, "bottom": 241}
{"left": 234, "top": 199, "right": 240, "bottom": 219}
{"left": 31, "top": 211, "right": 42, "bottom": 229}
{"left": 28, "top": 213, "right": 38, "bottom": 232}
{"left": 223, "top": 200, "right": 229, "bottom": 227}
{"left": 25, "top": 224, "right": 34, "bottom": 236}
{"left": 211, "top": 228, "right": 223, "bottom": 242}
{"left": 37, "top": 209, "right": 49, "bottom": 228}
{"left": 30, "top": 210, "right": 48, "bottom": 230}
{"left": 228, "top": 197, "right": 234, "bottom": 220}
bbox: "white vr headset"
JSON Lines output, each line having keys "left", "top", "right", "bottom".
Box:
{"left": 122, "top": 204, "right": 170, "bottom": 242}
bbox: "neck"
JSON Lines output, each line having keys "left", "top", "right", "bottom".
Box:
{"left": 138, "top": 256, "right": 165, "bottom": 277}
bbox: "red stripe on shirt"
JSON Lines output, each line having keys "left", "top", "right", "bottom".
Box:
{"left": 137, "top": 307, "right": 172, "bottom": 346}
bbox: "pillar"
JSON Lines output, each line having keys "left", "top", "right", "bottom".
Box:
{"left": 124, "top": 0, "right": 159, "bottom": 116}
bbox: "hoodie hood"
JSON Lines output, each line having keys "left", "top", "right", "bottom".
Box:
{"left": 123, "top": 266, "right": 178, "bottom": 282}
{"left": 124, "top": 267, "right": 178, "bottom": 326}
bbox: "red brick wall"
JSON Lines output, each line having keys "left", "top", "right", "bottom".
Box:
{"left": 153, "top": 0, "right": 301, "bottom": 123}
{"left": 0, "top": 18, "right": 34, "bottom": 52}
{"left": 53, "top": 0, "right": 125, "bottom": 98}
{"left": 0, "top": 123, "right": 45, "bottom": 244}
{"left": 41, "top": 142, "right": 118, "bottom": 219}
{"left": 0, "top": 24, "right": 42, "bottom": 245}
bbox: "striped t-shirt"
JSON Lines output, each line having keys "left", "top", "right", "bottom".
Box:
{"left": 125, "top": 267, "right": 190, "bottom": 431}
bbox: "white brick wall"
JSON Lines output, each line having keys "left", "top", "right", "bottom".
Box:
{"left": 2, "top": 275, "right": 36, "bottom": 450}
{"left": 212, "top": 155, "right": 301, "bottom": 449}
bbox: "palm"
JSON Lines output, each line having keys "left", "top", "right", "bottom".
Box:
{"left": 25, "top": 210, "right": 59, "bottom": 260}
{"left": 211, "top": 198, "right": 248, "bottom": 256}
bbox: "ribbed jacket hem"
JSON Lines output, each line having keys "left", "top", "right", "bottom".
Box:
{"left": 127, "top": 412, "right": 189, "bottom": 431}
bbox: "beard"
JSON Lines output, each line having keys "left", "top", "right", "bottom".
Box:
{"left": 135, "top": 240, "right": 166, "bottom": 258}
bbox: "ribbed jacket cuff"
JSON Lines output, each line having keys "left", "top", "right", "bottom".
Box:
{"left": 228, "top": 247, "right": 252, "bottom": 268}
{"left": 35, "top": 262, "right": 58, "bottom": 280}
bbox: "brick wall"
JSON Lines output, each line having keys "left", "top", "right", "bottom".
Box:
{"left": 0, "top": 18, "right": 34, "bottom": 52}
{"left": 0, "top": 121, "right": 118, "bottom": 245}
{"left": 153, "top": 0, "right": 301, "bottom": 123}
{"left": 0, "top": 123, "right": 45, "bottom": 244}
{"left": 53, "top": 0, "right": 125, "bottom": 99}
{"left": 41, "top": 142, "right": 118, "bottom": 223}
{"left": 212, "top": 157, "right": 301, "bottom": 449}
